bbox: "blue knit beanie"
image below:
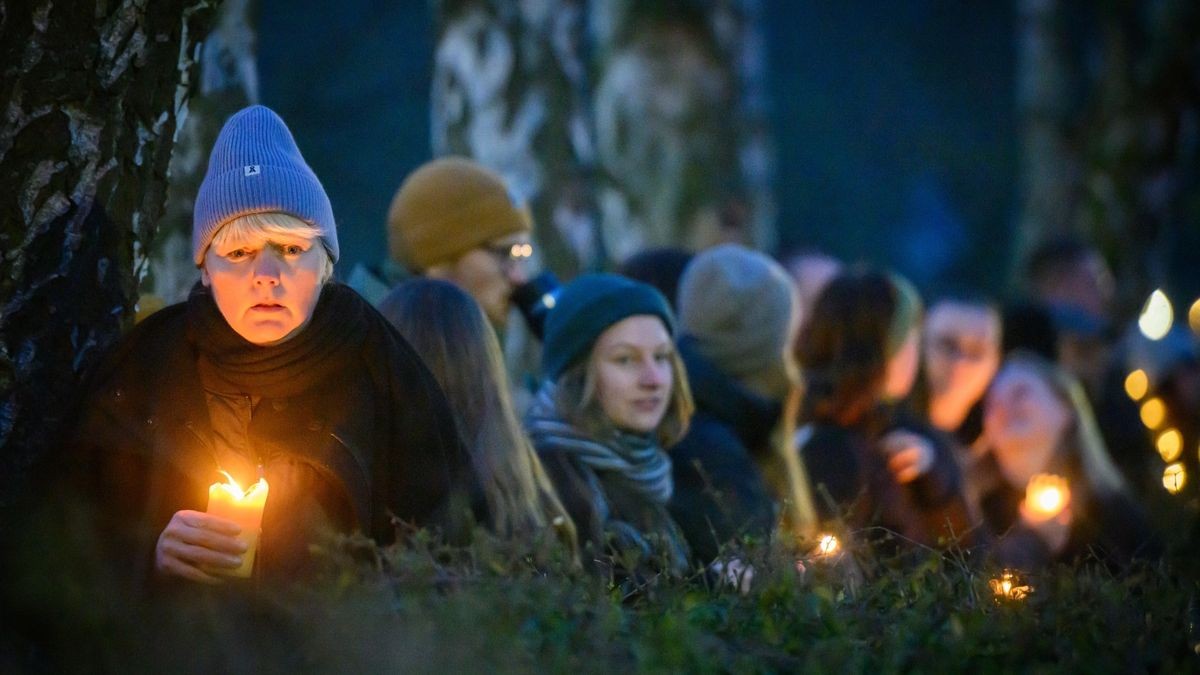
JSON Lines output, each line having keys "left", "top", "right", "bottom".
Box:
{"left": 193, "top": 105, "right": 338, "bottom": 265}
{"left": 542, "top": 273, "right": 676, "bottom": 380}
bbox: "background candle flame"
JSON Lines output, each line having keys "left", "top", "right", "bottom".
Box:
{"left": 1138, "top": 289, "right": 1173, "bottom": 341}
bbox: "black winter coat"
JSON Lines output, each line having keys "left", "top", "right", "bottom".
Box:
{"left": 800, "top": 407, "right": 975, "bottom": 549}
{"left": 668, "top": 339, "right": 777, "bottom": 563}
{"left": 57, "top": 283, "right": 468, "bottom": 587}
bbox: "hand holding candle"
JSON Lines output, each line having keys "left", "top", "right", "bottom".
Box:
{"left": 1023, "top": 473, "right": 1070, "bottom": 522}
{"left": 205, "top": 470, "right": 269, "bottom": 578}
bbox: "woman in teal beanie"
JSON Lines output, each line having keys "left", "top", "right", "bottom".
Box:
{"left": 527, "top": 273, "right": 695, "bottom": 578}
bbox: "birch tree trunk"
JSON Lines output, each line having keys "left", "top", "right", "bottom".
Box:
{"left": 144, "top": 0, "right": 258, "bottom": 307}
{"left": 431, "top": 0, "right": 777, "bottom": 274}
{"left": 591, "top": 0, "right": 771, "bottom": 261}
{"left": 0, "top": 0, "right": 217, "bottom": 518}
{"left": 432, "top": 0, "right": 598, "bottom": 276}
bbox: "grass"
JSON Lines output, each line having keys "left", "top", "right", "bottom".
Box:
{"left": 6, "top": 521, "right": 1197, "bottom": 674}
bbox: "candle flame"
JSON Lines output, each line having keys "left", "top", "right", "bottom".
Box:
{"left": 816, "top": 534, "right": 840, "bottom": 556}
{"left": 1138, "top": 290, "right": 1173, "bottom": 341}
{"left": 1189, "top": 299, "right": 1200, "bottom": 336}
{"left": 1157, "top": 429, "right": 1183, "bottom": 463}
{"left": 213, "top": 470, "right": 266, "bottom": 501}
{"left": 1164, "top": 463, "right": 1187, "bottom": 494}
{"left": 989, "top": 571, "right": 1031, "bottom": 600}
{"left": 1124, "top": 370, "right": 1149, "bottom": 401}
{"left": 1025, "top": 473, "right": 1070, "bottom": 519}
{"left": 1140, "top": 398, "right": 1166, "bottom": 430}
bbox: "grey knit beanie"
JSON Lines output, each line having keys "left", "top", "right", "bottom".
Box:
{"left": 677, "top": 244, "right": 798, "bottom": 397}
{"left": 193, "top": 105, "right": 338, "bottom": 265}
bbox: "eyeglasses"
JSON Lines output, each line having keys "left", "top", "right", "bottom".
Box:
{"left": 484, "top": 242, "right": 534, "bottom": 268}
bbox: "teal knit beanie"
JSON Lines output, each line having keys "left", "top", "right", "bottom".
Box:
{"left": 542, "top": 273, "right": 676, "bottom": 380}
{"left": 193, "top": 105, "right": 338, "bottom": 265}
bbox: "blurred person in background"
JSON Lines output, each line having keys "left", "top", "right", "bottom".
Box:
{"left": 914, "top": 292, "right": 1003, "bottom": 450}
{"left": 780, "top": 247, "right": 843, "bottom": 337}
{"left": 617, "top": 247, "right": 694, "bottom": 312}
{"left": 796, "top": 269, "right": 975, "bottom": 550}
{"left": 971, "top": 352, "right": 1159, "bottom": 568}
{"left": 380, "top": 279, "right": 577, "bottom": 557}
{"left": 668, "top": 244, "right": 816, "bottom": 566}
{"left": 526, "top": 274, "right": 694, "bottom": 579}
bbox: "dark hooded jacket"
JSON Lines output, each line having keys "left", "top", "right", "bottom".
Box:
{"left": 53, "top": 282, "right": 468, "bottom": 588}
{"left": 799, "top": 405, "right": 975, "bottom": 549}
{"left": 667, "top": 338, "right": 777, "bottom": 563}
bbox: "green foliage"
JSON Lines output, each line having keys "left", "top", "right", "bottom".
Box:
{"left": 6, "top": 529, "right": 1198, "bottom": 673}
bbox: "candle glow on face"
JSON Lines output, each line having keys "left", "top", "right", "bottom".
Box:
{"left": 1124, "top": 370, "right": 1149, "bottom": 401}
{"left": 206, "top": 470, "right": 269, "bottom": 578}
{"left": 1138, "top": 289, "right": 1173, "bottom": 341}
{"left": 1024, "top": 473, "right": 1070, "bottom": 519}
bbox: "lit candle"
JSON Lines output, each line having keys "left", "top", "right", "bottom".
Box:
{"left": 989, "top": 570, "right": 1031, "bottom": 600}
{"left": 1163, "top": 463, "right": 1187, "bottom": 495}
{"left": 1024, "top": 473, "right": 1070, "bottom": 520}
{"left": 1123, "top": 370, "right": 1148, "bottom": 401}
{"left": 1157, "top": 428, "right": 1183, "bottom": 463}
{"left": 814, "top": 533, "right": 840, "bottom": 557}
{"left": 1138, "top": 289, "right": 1173, "bottom": 341}
{"left": 206, "top": 470, "right": 269, "bottom": 578}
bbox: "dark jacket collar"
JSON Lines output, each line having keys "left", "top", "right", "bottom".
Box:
{"left": 677, "top": 336, "right": 781, "bottom": 451}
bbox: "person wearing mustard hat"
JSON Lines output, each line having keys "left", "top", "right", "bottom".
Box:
{"left": 382, "top": 157, "right": 536, "bottom": 328}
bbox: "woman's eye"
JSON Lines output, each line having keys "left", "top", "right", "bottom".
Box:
{"left": 613, "top": 355, "right": 633, "bottom": 366}
{"left": 283, "top": 244, "right": 305, "bottom": 256}
{"left": 227, "top": 249, "right": 248, "bottom": 260}
{"left": 654, "top": 352, "right": 671, "bottom": 363}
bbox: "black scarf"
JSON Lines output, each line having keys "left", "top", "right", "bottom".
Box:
{"left": 186, "top": 282, "right": 370, "bottom": 399}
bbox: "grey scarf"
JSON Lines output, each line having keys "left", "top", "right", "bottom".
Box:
{"left": 526, "top": 383, "right": 674, "bottom": 505}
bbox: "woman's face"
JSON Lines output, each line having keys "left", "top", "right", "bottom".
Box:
{"left": 983, "top": 361, "right": 1072, "bottom": 486}
{"left": 922, "top": 301, "right": 1001, "bottom": 404}
{"left": 590, "top": 315, "right": 674, "bottom": 435}
{"left": 202, "top": 229, "right": 328, "bottom": 345}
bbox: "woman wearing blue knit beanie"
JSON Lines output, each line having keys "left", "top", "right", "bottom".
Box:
{"left": 527, "top": 273, "right": 695, "bottom": 579}
{"left": 53, "top": 105, "right": 469, "bottom": 586}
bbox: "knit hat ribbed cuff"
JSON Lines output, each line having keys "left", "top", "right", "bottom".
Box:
{"left": 542, "top": 274, "right": 676, "bottom": 381}
{"left": 193, "top": 105, "right": 338, "bottom": 265}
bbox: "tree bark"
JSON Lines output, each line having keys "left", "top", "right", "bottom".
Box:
{"left": 432, "top": 0, "right": 598, "bottom": 276}
{"left": 144, "top": 0, "right": 258, "bottom": 307}
{"left": 431, "top": 0, "right": 778, "bottom": 274}
{"left": 0, "top": 0, "right": 218, "bottom": 519}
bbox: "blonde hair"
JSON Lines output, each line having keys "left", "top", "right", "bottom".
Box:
{"left": 208, "top": 212, "right": 335, "bottom": 283}
{"left": 1003, "top": 351, "right": 1128, "bottom": 498}
{"left": 554, "top": 348, "right": 694, "bottom": 448}
{"left": 379, "top": 280, "right": 577, "bottom": 551}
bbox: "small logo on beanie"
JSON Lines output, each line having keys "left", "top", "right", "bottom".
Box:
{"left": 243, "top": 165, "right": 261, "bottom": 177}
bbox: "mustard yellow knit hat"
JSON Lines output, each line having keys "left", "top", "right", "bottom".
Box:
{"left": 387, "top": 156, "right": 532, "bottom": 271}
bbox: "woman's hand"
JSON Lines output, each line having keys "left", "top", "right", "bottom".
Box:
{"left": 880, "top": 430, "right": 936, "bottom": 484}
{"left": 154, "top": 510, "right": 247, "bottom": 584}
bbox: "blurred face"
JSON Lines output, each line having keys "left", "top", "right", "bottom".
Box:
{"left": 202, "top": 229, "right": 328, "bottom": 345}
{"left": 590, "top": 315, "right": 674, "bottom": 434}
{"left": 983, "top": 362, "right": 1072, "bottom": 486}
{"left": 883, "top": 326, "right": 921, "bottom": 400}
{"left": 436, "top": 233, "right": 531, "bottom": 327}
{"left": 923, "top": 301, "right": 1001, "bottom": 404}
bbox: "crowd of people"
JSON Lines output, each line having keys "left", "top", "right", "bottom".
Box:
{"left": 27, "top": 104, "right": 1194, "bottom": 597}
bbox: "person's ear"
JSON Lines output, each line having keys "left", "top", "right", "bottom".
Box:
{"left": 200, "top": 265, "right": 211, "bottom": 287}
